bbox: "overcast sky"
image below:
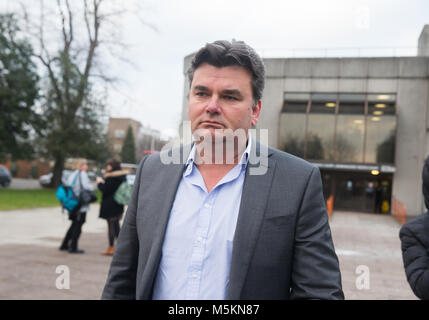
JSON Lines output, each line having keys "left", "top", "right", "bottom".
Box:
{"left": 1, "top": 0, "right": 429, "bottom": 139}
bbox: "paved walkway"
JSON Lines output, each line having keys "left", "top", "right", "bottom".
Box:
{"left": 330, "top": 211, "right": 417, "bottom": 300}
{"left": 0, "top": 205, "right": 110, "bottom": 299}
{"left": 0, "top": 206, "right": 418, "bottom": 300}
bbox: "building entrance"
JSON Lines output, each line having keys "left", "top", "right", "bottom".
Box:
{"left": 320, "top": 170, "right": 393, "bottom": 214}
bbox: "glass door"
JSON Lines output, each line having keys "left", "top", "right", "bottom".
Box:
{"left": 320, "top": 170, "right": 393, "bottom": 213}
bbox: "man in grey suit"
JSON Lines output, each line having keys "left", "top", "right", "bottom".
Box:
{"left": 102, "top": 40, "right": 344, "bottom": 300}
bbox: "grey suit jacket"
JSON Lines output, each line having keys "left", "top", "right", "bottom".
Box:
{"left": 101, "top": 141, "right": 344, "bottom": 300}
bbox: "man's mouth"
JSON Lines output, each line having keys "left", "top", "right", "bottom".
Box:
{"left": 199, "top": 121, "right": 224, "bottom": 128}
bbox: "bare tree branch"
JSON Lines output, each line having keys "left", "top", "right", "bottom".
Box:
{"left": 83, "top": 0, "right": 93, "bottom": 42}
{"left": 65, "top": 0, "right": 73, "bottom": 44}
{"left": 36, "top": 0, "right": 63, "bottom": 111}
{"left": 56, "top": 0, "right": 76, "bottom": 110}
{"left": 98, "top": 10, "right": 128, "bottom": 21}
{"left": 136, "top": 16, "right": 159, "bottom": 33}
{"left": 57, "top": 0, "right": 68, "bottom": 48}
{"left": 77, "top": 0, "right": 101, "bottom": 112}
{"left": 89, "top": 73, "right": 118, "bottom": 83}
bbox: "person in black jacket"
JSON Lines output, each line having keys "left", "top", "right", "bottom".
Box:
{"left": 97, "top": 158, "right": 129, "bottom": 256}
{"left": 399, "top": 156, "right": 429, "bottom": 300}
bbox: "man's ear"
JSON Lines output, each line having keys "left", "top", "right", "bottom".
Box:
{"left": 251, "top": 100, "right": 262, "bottom": 126}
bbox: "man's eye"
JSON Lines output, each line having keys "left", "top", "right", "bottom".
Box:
{"left": 224, "top": 96, "right": 237, "bottom": 101}
{"left": 195, "top": 92, "right": 207, "bottom": 97}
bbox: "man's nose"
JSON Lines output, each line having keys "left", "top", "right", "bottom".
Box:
{"left": 206, "top": 96, "right": 221, "bottom": 114}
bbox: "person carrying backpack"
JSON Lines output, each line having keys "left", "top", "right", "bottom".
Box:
{"left": 59, "top": 158, "right": 95, "bottom": 254}
{"left": 96, "top": 158, "right": 129, "bottom": 256}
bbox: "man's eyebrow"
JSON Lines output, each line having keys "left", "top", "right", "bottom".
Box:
{"left": 222, "top": 89, "right": 243, "bottom": 98}
{"left": 192, "top": 85, "right": 210, "bottom": 91}
{"left": 192, "top": 86, "right": 243, "bottom": 98}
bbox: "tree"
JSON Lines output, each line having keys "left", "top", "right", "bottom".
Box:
{"left": 0, "top": 14, "right": 40, "bottom": 160}
{"left": 3, "top": 1, "right": 152, "bottom": 186}
{"left": 18, "top": 0, "right": 130, "bottom": 187}
{"left": 120, "top": 126, "right": 136, "bottom": 164}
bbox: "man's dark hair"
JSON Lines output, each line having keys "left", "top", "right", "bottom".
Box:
{"left": 187, "top": 40, "right": 265, "bottom": 106}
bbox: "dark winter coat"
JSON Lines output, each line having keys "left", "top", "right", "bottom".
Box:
{"left": 98, "top": 169, "right": 128, "bottom": 220}
{"left": 399, "top": 212, "right": 429, "bottom": 300}
{"left": 399, "top": 156, "right": 429, "bottom": 300}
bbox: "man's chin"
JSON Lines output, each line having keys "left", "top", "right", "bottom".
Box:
{"left": 192, "top": 127, "right": 249, "bottom": 143}
{"left": 193, "top": 127, "right": 225, "bottom": 142}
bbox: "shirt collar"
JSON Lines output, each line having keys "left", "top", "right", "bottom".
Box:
{"left": 185, "top": 133, "right": 252, "bottom": 176}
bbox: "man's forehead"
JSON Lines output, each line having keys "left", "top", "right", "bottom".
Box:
{"left": 191, "top": 63, "right": 252, "bottom": 89}
{"left": 194, "top": 63, "right": 251, "bottom": 76}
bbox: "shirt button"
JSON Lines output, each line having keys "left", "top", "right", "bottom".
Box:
{"left": 192, "top": 273, "right": 198, "bottom": 279}
{"left": 204, "top": 203, "right": 211, "bottom": 208}
{"left": 197, "top": 236, "right": 203, "bottom": 243}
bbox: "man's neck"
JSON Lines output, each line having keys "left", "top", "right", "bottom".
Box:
{"left": 194, "top": 137, "right": 248, "bottom": 168}
{"left": 192, "top": 136, "right": 249, "bottom": 193}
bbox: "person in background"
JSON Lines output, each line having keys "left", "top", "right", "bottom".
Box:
{"left": 97, "top": 158, "right": 128, "bottom": 256}
{"left": 399, "top": 156, "right": 429, "bottom": 300}
{"left": 59, "top": 158, "right": 94, "bottom": 254}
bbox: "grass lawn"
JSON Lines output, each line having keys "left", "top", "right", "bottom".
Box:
{"left": 0, "top": 188, "right": 102, "bottom": 211}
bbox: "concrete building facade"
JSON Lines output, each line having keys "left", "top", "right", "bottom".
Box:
{"left": 181, "top": 25, "right": 429, "bottom": 219}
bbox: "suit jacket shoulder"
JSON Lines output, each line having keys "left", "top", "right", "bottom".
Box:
{"left": 268, "top": 147, "right": 317, "bottom": 173}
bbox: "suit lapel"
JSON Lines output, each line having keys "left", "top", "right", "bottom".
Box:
{"left": 139, "top": 148, "right": 187, "bottom": 298}
{"left": 227, "top": 142, "right": 275, "bottom": 299}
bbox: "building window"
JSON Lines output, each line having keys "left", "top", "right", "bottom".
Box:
{"left": 114, "top": 144, "right": 122, "bottom": 152}
{"left": 115, "top": 130, "right": 125, "bottom": 138}
{"left": 365, "top": 94, "right": 396, "bottom": 164}
{"left": 307, "top": 93, "right": 336, "bottom": 161}
{"left": 335, "top": 94, "right": 365, "bottom": 162}
{"left": 279, "top": 92, "right": 396, "bottom": 165}
{"left": 279, "top": 93, "right": 308, "bottom": 158}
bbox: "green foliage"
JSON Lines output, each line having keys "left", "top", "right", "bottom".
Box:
{"left": 0, "top": 188, "right": 102, "bottom": 210}
{"left": 120, "top": 126, "right": 136, "bottom": 164}
{"left": 0, "top": 14, "right": 40, "bottom": 159}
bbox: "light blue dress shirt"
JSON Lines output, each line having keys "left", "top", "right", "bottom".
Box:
{"left": 152, "top": 136, "right": 252, "bottom": 300}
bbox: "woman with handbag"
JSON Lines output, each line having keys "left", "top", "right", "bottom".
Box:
{"left": 96, "top": 158, "right": 128, "bottom": 256}
{"left": 59, "top": 158, "right": 95, "bottom": 254}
